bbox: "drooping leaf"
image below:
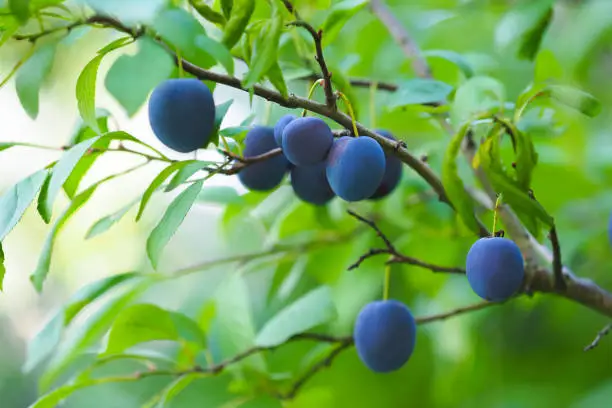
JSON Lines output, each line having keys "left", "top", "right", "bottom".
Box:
{"left": 209, "top": 99, "right": 234, "bottom": 147}
{"left": 451, "top": 76, "right": 506, "bottom": 126}
{"left": 221, "top": 0, "right": 255, "bottom": 49}
{"left": 194, "top": 34, "right": 234, "bottom": 75}
{"left": 387, "top": 78, "right": 453, "bottom": 109}
{"left": 190, "top": 0, "right": 226, "bottom": 26}
{"left": 518, "top": 7, "right": 554, "bottom": 60}
{"left": 243, "top": 6, "right": 284, "bottom": 89}
{"left": 15, "top": 42, "right": 57, "bottom": 119}
{"left": 441, "top": 123, "right": 481, "bottom": 235}
{"left": 105, "top": 37, "right": 174, "bottom": 116}
{"left": 153, "top": 7, "right": 215, "bottom": 68}
{"left": 76, "top": 36, "right": 133, "bottom": 132}
{"left": 320, "top": 0, "right": 368, "bottom": 47}
{"left": 23, "top": 272, "right": 145, "bottom": 373}
{"left": 37, "top": 137, "right": 100, "bottom": 223}
{"left": 265, "top": 61, "right": 288, "bottom": 99}
{"left": 198, "top": 186, "right": 244, "bottom": 205}
{"left": 165, "top": 160, "right": 213, "bottom": 192}
{"left": 546, "top": 84, "right": 601, "bottom": 118}
{"left": 104, "top": 303, "right": 205, "bottom": 355}
{"left": 0, "top": 169, "right": 48, "bottom": 241}
{"left": 85, "top": 199, "right": 138, "bottom": 239}
{"left": 255, "top": 286, "right": 337, "bottom": 348}
{"left": 423, "top": 49, "right": 474, "bottom": 78}
{"left": 146, "top": 180, "right": 204, "bottom": 269}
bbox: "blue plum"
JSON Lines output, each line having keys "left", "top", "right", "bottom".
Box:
{"left": 281, "top": 117, "right": 333, "bottom": 166}
{"left": 290, "top": 162, "right": 335, "bottom": 206}
{"left": 353, "top": 299, "right": 417, "bottom": 373}
{"left": 238, "top": 126, "right": 290, "bottom": 191}
{"left": 325, "top": 136, "right": 386, "bottom": 202}
{"left": 369, "top": 130, "right": 403, "bottom": 200}
{"left": 274, "top": 114, "right": 297, "bottom": 147}
{"left": 148, "top": 78, "right": 216, "bottom": 153}
{"left": 466, "top": 237, "right": 525, "bottom": 301}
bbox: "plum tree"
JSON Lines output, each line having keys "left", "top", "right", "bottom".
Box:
{"left": 353, "top": 300, "right": 417, "bottom": 373}
{"left": 326, "top": 136, "right": 386, "bottom": 202}
{"left": 465, "top": 237, "right": 525, "bottom": 301}
{"left": 274, "top": 114, "right": 297, "bottom": 147}
{"left": 281, "top": 117, "right": 333, "bottom": 166}
{"left": 369, "top": 130, "right": 403, "bottom": 200}
{"left": 148, "top": 78, "right": 216, "bottom": 153}
{"left": 237, "top": 126, "right": 289, "bottom": 192}
{"left": 290, "top": 162, "right": 335, "bottom": 206}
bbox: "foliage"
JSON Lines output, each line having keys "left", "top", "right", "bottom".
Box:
{"left": 0, "top": 0, "right": 611, "bottom": 407}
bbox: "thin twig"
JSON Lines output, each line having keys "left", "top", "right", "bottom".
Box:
{"left": 287, "top": 20, "right": 336, "bottom": 109}
{"left": 369, "top": 0, "right": 432, "bottom": 78}
{"left": 548, "top": 225, "right": 566, "bottom": 291}
{"left": 584, "top": 323, "right": 612, "bottom": 351}
{"left": 346, "top": 210, "right": 465, "bottom": 273}
{"left": 415, "top": 300, "right": 498, "bottom": 324}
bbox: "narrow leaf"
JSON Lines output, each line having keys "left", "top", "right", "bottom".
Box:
{"left": 221, "top": 0, "right": 255, "bottom": 49}
{"left": 243, "top": 9, "right": 283, "bottom": 89}
{"left": 388, "top": 78, "right": 453, "bottom": 109}
{"left": 320, "top": 0, "right": 368, "bottom": 47}
{"left": 198, "top": 186, "right": 244, "bottom": 205}
{"left": 146, "top": 180, "right": 204, "bottom": 269}
{"left": 85, "top": 199, "right": 138, "bottom": 239}
{"left": 165, "top": 160, "right": 212, "bottom": 192}
{"left": 423, "top": 49, "right": 474, "bottom": 78}
{"left": 195, "top": 34, "right": 234, "bottom": 75}
{"left": 265, "top": 61, "right": 288, "bottom": 98}
{"left": 255, "top": 286, "right": 337, "bottom": 347}
{"left": 546, "top": 84, "right": 602, "bottom": 117}
{"left": 15, "top": 42, "right": 57, "bottom": 119}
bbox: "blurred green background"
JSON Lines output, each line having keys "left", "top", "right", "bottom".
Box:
{"left": 0, "top": 0, "right": 611, "bottom": 407}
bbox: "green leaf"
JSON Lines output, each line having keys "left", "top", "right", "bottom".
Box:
{"left": 243, "top": 8, "right": 284, "bottom": 89}
{"left": 255, "top": 286, "right": 337, "bottom": 348}
{"left": 494, "top": 117, "right": 538, "bottom": 190}
{"left": 265, "top": 61, "right": 288, "bottom": 99}
{"left": 494, "top": 0, "right": 555, "bottom": 61}
{"left": 153, "top": 7, "right": 215, "bottom": 68}
{"left": 0, "top": 243, "right": 5, "bottom": 291}
{"left": 28, "top": 380, "right": 99, "bottom": 408}
{"left": 221, "top": 0, "right": 233, "bottom": 19}
{"left": 105, "top": 303, "right": 204, "bottom": 355}
{"left": 136, "top": 160, "right": 199, "bottom": 221}
{"left": 534, "top": 49, "right": 563, "bottom": 83}
{"left": 195, "top": 35, "right": 234, "bottom": 75}
{"left": 83, "top": 0, "right": 166, "bottom": 25}
{"left": 23, "top": 272, "right": 144, "bottom": 372}
{"left": 76, "top": 37, "right": 133, "bottom": 132}
{"left": 221, "top": 0, "right": 255, "bottom": 49}
{"left": 146, "top": 180, "right": 204, "bottom": 269}
{"left": 165, "top": 160, "right": 212, "bottom": 192}
{"left": 15, "top": 42, "right": 57, "bottom": 119}
{"left": 441, "top": 123, "right": 481, "bottom": 235}
{"left": 0, "top": 169, "right": 48, "bottom": 241}
{"left": 320, "top": 0, "right": 368, "bottom": 47}
{"left": 199, "top": 186, "right": 244, "bottom": 205}
{"left": 209, "top": 99, "right": 234, "bottom": 147}
{"left": 38, "top": 137, "right": 100, "bottom": 223}
{"left": 190, "top": 0, "right": 226, "bottom": 25}
{"left": 142, "top": 373, "right": 199, "bottom": 408}
{"left": 30, "top": 168, "right": 125, "bottom": 292}
{"left": 423, "top": 50, "right": 474, "bottom": 78}
{"left": 9, "top": 0, "right": 30, "bottom": 23}
{"left": 0, "top": 142, "right": 17, "bottom": 152}
{"left": 387, "top": 78, "right": 453, "bottom": 109}
{"left": 546, "top": 84, "right": 602, "bottom": 118}
{"left": 451, "top": 76, "right": 506, "bottom": 126}
{"left": 105, "top": 37, "right": 174, "bottom": 116}
{"left": 85, "top": 199, "right": 138, "bottom": 239}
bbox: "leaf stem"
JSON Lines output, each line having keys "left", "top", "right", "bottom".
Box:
{"left": 301, "top": 79, "right": 323, "bottom": 117}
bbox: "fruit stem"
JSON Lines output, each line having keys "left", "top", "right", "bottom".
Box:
{"left": 336, "top": 91, "right": 359, "bottom": 137}
{"left": 301, "top": 79, "right": 324, "bottom": 117}
{"left": 491, "top": 193, "right": 503, "bottom": 236}
{"left": 383, "top": 263, "right": 391, "bottom": 301}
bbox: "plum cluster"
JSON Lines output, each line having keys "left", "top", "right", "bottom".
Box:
{"left": 242, "top": 114, "right": 403, "bottom": 205}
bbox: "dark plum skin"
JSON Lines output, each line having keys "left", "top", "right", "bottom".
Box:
{"left": 325, "top": 136, "right": 386, "bottom": 202}
{"left": 290, "top": 162, "right": 335, "bottom": 206}
{"left": 466, "top": 237, "right": 525, "bottom": 301}
{"left": 353, "top": 300, "right": 417, "bottom": 373}
{"left": 238, "top": 126, "right": 289, "bottom": 192}
{"left": 274, "top": 114, "right": 297, "bottom": 147}
{"left": 148, "top": 78, "right": 216, "bottom": 153}
{"left": 369, "top": 130, "right": 403, "bottom": 200}
{"left": 281, "top": 117, "right": 333, "bottom": 166}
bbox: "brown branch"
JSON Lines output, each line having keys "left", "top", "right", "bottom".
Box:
{"left": 287, "top": 20, "right": 336, "bottom": 109}
{"left": 347, "top": 210, "right": 465, "bottom": 273}
{"left": 584, "top": 322, "right": 612, "bottom": 351}
{"left": 369, "top": 0, "right": 432, "bottom": 79}
{"left": 548, "top": 225, "right": 566, "bottom": 291}
{"left": 304, "top": 73, "right": 398, "bottom": 92}
{"left": 416, "top": 300, "right": 499, "bottom": 324}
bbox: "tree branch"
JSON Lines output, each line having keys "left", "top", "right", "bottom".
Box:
{"left": 584, "top": 323, "right": 612, "bottom": 351}
{"left": 548, "top": 225, "right": 566, "bottom": 291}
{"left": 347, "top": 210, "right": 466, "bottom": 274}
{"left": 287, "top": 20, "right": 336, "bottom": 109}
{"left": 369, "top": 0, "right": 432, "bottom": 79}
